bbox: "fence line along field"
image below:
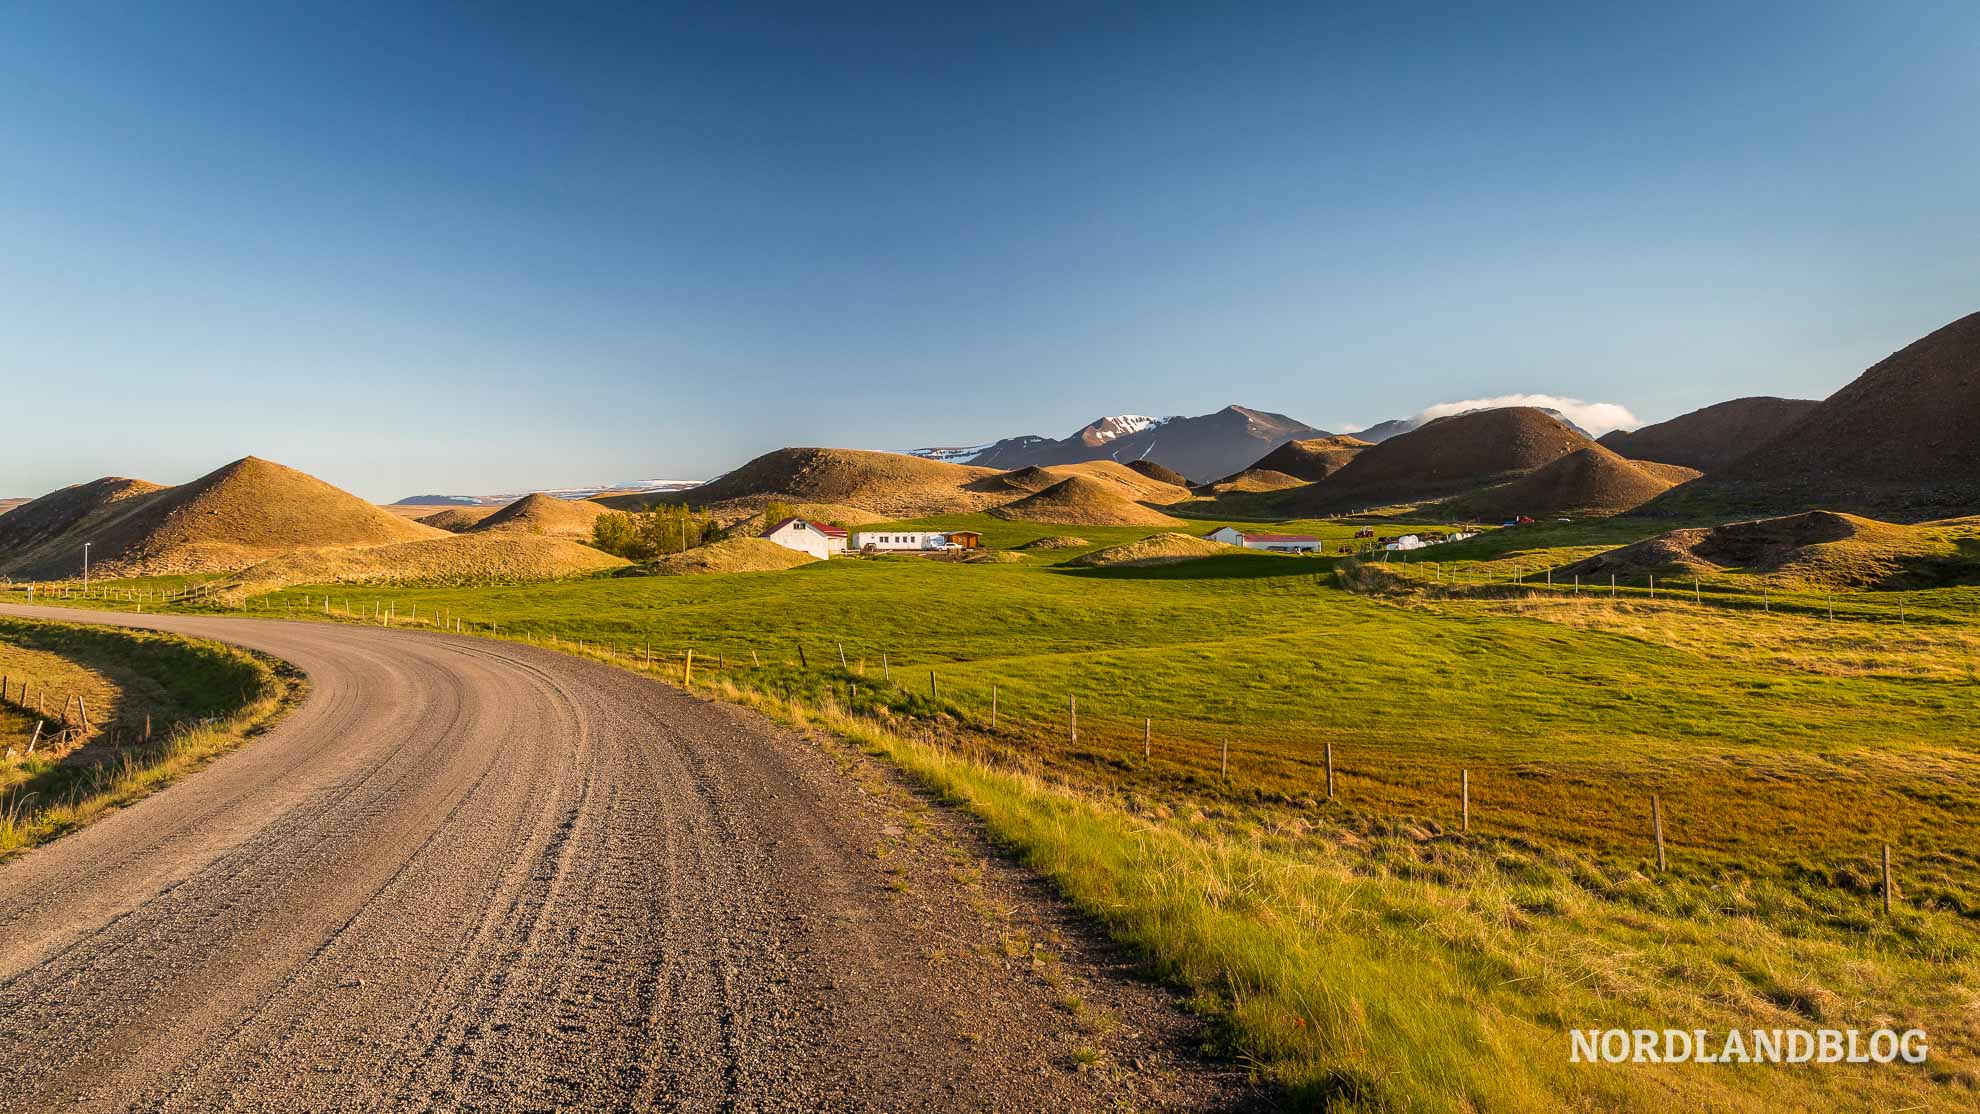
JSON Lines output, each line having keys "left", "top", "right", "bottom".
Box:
{"left": 11, "top": 506, "right": 1979, "bottom": 1108}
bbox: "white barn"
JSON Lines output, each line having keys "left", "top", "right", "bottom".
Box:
{"left": 763, "top": 518, "right": 848, "bottom": 560}
{"left": 1205, "top": 527, "right": 1323, "bottom": 553}
{"left": 853, "top": 530, "right": 952, "bottom": 552}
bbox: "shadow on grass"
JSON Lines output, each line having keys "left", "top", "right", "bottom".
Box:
{"left": 1054, "top": 553, "right": 1337, "bottom": 581}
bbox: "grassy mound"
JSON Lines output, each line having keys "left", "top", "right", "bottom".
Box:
{"left": 1597, "top": 397, "right": 1818, "bottom": 473}
{"left": 1560, "top": 510, "right": 1957, "bottom": 587}
{"left": 1197, "top": 468, "right": 1307, "bottom": 495}
{"left": 414, "top": 506, "right": 500, "bottom": 532}
{"left": 224, "top": 533, "right": 625, "bottom": 595}
{"left": 642, "top": 537, "right": 820, "bottom": 576}
{"left": 469, "top": 493, "right": 612, "bottom": 538}
{"left": 989, "top": 477, "right": 1184, "bottom": 527}
{"left": 1244, "top": 435, "right": 1370, "bottom": 483}
{"left": 0, "top": 478, "right": 167, "bottom": 575}
{"left": 1439, "top": 446, "right": 1680, "bottom": 519}
{"left": 1070, "top": 532, "right": 1236, "bottom": 567}
{"left": 1125, "top": 459, "right": 1191, "bottom": 487}
{"left": 979, "top": 461, "right": 1191, "bottom": 504}
{"left": 0, "top": 458, "right": 443, "bottom": 579}
{"left": 599, "top": 447, "right": 1004, "bottom": 520}
{"left": 1292, "top": 408, "right": 1594, "bottom": 515}
{"left": 1016, "top": 535, "right": 1090, "bottom": 551}
{"left": 963, "top": 549, "right": 1025, "bottom": 563}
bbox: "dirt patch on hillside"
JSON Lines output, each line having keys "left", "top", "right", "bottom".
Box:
{"left": 1016, "top": 536, "right": 1090, "bottom": 551}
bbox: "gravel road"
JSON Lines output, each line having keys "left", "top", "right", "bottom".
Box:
{"left": 0, "top": 605, "right": 1249, "bottom": 1112}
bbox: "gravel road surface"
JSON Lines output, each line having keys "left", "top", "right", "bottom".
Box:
{"left": 0, "top": 605, "right": 1249, "bottom": 1111}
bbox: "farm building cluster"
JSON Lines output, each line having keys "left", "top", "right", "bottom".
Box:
{"left": 761, "top": 518, "right": 983, "bottom": 559}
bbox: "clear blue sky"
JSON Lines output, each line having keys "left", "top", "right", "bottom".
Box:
{"left": 4, "top": 2, "right": 1976, "bottom": 501}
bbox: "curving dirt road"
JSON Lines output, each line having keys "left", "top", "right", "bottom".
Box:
{"left": 0, "top": 605, "right": 1242, "bottom": 1112}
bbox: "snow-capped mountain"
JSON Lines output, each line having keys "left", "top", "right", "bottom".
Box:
{"left": 1079, "top": 414, "right": 1171, "bottom": 446}
{"left": 897, "top": 406, "right": 1323, "bottom": 483}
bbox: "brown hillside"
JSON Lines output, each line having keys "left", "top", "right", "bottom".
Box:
{"left": 0, "top": 458, "right": 442, "bottom": 578}
{"left": 1597, "top": 397, "right": 1818, "bottom": 473}
{"left": 599, "top": 448, "right": 1005, "bottom": 520}
{"left": 988, "top": 476, "right": 1183, "bottom": 527}
{"left": 416, "top": 506, "right": 501, "bottom": 532}
{"left": 1632, "top": 461, "right": 1706, "bottom": 485}
{"left": 470, "top": 493, "right": 612, "bottom": 538}
{"left": 977, "top": 461, "right": 1190, "bottom": 504}
{"left": 1561, "top": 511, "right": 1953, "bottom": 588}
{"left": 1439, "top": 446, "right": 1679, "bottom": 519}
{"left": 1070, "top": 533, "right": 1237, "bottom": 568}
{"left": 1291, "top": 408, "right": 1594, "bottom": 515}
{"left": 1244, "top": 435, "right": 1371, "bottom": 483}
{"left": 0, "top": 478, "right": 167, "bottom": 575}
{"left": 1125, "top": 459, "right": 1191, "bottom": 487}
{"left": 1198, "top": 468, "right": 1307, "bottom": 495}
{"left": 1645, "top": 311, "right": 1980, "bottom": 521}
{"left": 0, "top": 499, "right": 28, "bottom": 517}
{"left": 223, "top": 533, "right": 626, "bottom": 597}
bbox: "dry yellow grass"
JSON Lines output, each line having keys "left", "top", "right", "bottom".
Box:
{"left": 222, "top": 533, "right": 626, "bottom": 596}
{"left": 0, "top": 640, "right": 118, "bottom": 758}
{"left": 1029, "top": 460, "right": 1193, "bottom": 503}
{"left": 1069, "top": 532, "right": 1237, "bottom": 567}
{"left": 644, "top": 537, "right": 819, "bottom": 575}
{"left": 1563, "top": 511, "right": 1954, "bottom": 588}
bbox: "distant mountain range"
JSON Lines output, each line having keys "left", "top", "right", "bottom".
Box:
{"left": 901, "top": 405, "right": 1325, "bottom": 484}
{"left": 392, "top": 480, "right": 702, "bottom": 506}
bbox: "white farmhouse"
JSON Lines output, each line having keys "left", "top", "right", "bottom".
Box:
{"left": 1205, "top": 527, "right": 1324, "bottom": 553}
{"left": 763, "top": 518, "right": 848, "bottom": 560}
{"left": 852, "top": 530, "right": 952, "bottom": 552}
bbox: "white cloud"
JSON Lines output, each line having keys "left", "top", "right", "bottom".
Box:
{"left": 1333, "top": 422, "right": 1366, "bottom": 434}
{"left": 1412, "top": 394, "right": 1641, "bottom": 437}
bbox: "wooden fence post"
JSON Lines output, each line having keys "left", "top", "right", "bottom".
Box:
{"left": 797, "top": 644, "right": 808, "bottom": 669}
{"left": 882, "top": 653, "right": 889, "bottom": 681}
{"left": 1221, "top": 736, "right": 1229, "bottom": 780}
{"left": 1883, "top": 844, "right": 1894, "bottom": 915}
{"left": 1652, "top": 794, "right": 1666, "bottom": 872}
{"left": 1143, "top": 717, "right": 1151, "bottom": 759}
{"left": 930, "top": 671, "right": 938, "bottom": 701}
{"left": 838, "top": 642, "right": 849, "bottom": 670}
{"left": 1068, "top": 695, "right": 1077, "bottom": 744}
{"left": 991, "top": 685, "right": 998, "bottom": 729}
{"left": 684, "top": 649, "right": 694, "bottom": 686}
{"left": 1325, "top": 741, "right": 1335, "bottom": 799}
{"left": 1461, "top": 769, "right": 1470, "bottom": 832}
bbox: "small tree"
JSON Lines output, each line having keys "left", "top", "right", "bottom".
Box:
{"left": 759, "top": 500, "right": 797, "bottom": 534}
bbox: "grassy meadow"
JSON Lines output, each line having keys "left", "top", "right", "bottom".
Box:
{"left": 13, "top": 508, "right": 1980, "bottom": 1108}
{"left": 0, "top": 616, "right": 293, "bottom": 856}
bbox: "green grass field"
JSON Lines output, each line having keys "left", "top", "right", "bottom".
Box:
{"left": 14, "top": 509, "right": 1978, "bottom": 1108}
